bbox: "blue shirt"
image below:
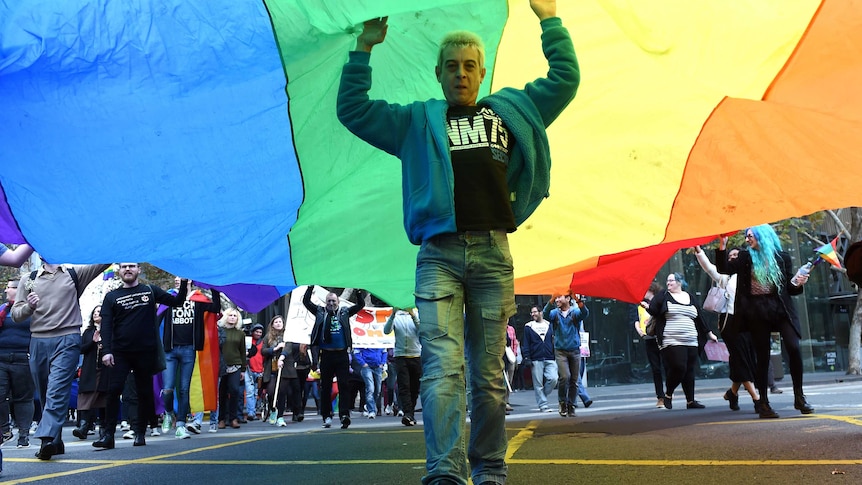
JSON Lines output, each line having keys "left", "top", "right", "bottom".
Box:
{"left": 320, "top": 313, "right": 346, "bottom": 350}
{"left": 544, "top": 302, "right": 589, "bottom": 352}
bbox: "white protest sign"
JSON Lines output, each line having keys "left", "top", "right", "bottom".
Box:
{"left": 285, "top": 286, "right": 395, "bottom": 348}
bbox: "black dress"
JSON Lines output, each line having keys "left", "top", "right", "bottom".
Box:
{"left": 78, "top": 325, "right": 109, "bottom": 410}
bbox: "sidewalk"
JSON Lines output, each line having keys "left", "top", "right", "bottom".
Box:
{"left": 506, "top": 370, "right": 862, "bottom": 409}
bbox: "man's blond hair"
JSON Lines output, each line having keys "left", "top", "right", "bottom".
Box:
{"left": 437, "top": 31, "right": 485, "bottom": 69}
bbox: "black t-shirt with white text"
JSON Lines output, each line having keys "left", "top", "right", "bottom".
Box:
{"left": 447, "top": 105, "right": 516, "bottom": 232}
{"left": 100, "top": 283, "right": 183, "bottom": 354}
{"left": 170, "top": 299, "right": 195, "bottom": 346}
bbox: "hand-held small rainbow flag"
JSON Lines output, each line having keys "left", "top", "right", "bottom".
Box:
{"left": 102, "top": 264, "right": 116, "bottom": 280}
{"left": 812, "top": 236, "right": 842, "bottom": 270}
{"left": 792, "top": 237, "right": 842, "bottom": 286}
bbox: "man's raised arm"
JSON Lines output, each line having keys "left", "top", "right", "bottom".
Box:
{"left": 355, "top": 17, "right": 388, "bottom": 53}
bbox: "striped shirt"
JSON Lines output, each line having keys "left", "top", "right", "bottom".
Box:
{"left": 660, "top": 297, "right": 699, "bottom": 349}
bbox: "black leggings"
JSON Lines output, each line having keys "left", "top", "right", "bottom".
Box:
{"left": 661, "top": 345, "right": 698, "bottom": 402}
{"left": 218, "top": 371, "right": 242, "bottom": 422}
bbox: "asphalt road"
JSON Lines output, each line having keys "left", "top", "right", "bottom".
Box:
{"left": 3, "top": 371, "right": 862, "bottom": 484}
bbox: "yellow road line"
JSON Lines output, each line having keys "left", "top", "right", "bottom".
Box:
{"left": 504, "top": 459, "right": 862, "bottom": 466}
{"left": 8, "top": 414, "right": 862, "bottom": 482}
{"left": 803, "top": 414, "right": 862, "bottom": 426}
{"left": 1, "top": 434, "right": 284, "bottom": 484}
{"left": 505, "top": 420, "right": 538, "bottom": 460}
{"left": 697, "top": 414, "right": 862, "bottom": 427}
{"left": 0, "top": 462, "right": 122, "bottom": 484}
{"left": 7, "top": 458, "right": 862, "bottom": 468}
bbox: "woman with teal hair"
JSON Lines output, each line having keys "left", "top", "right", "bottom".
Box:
{"left": 717, "top": 224, "right": 814, "bottom": 419}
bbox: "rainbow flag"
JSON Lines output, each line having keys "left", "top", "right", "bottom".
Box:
{"left": 102, "top": 265, "right": 116, "bottom": 281}
{"left": 815, "top": 237, "right": 842, "bottom": 269}
{"left": 2, "top": 0, "right": 861, "bottom": 309}
{"left": 190, "top": 306, "right": 220, "bottom": 413}
{"left": 157, "top": 290, "right": 220, "bottom": 414}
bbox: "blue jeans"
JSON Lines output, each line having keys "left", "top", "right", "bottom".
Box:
{"left": 30, "top": 334, "right": 81, "bottom": 442}
{"left": 245, "top": 370, "right": 262, "bottom": 417}
{"left": 303, "top": 379, "right": 319, "bottom": 411}
{"left": 530, "top": 359, "right": 558, "bottom": 409}
{"left": 360, "top": 365, "right": 383, "bottom": 415}
{"left": 161, "top": 344, "right": 196, "bottom": 426}
{"left": 416, "top": 230, "right": 515, "bottom": 485}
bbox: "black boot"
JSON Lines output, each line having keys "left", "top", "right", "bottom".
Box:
{"left": 794, "top": 392, "right": 814, "bottom": 414}
{"left": 756, "top": 400, "right": 779, "bottom": 419}
{"left": 93, "top": 431, "right": 115, "bottom": 449}
{"left": 723, "top": 389, "right": 740, "bottom": 411}
{"left": 35, "top": 439, "right": 59, "bottom": 460}
{"left": 133, "top": 432, "right": 146, "bottom": 446}
{"left": 73, "top": 410, "right": 92, "bottom": 440}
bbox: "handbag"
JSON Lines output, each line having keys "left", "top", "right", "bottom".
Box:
{"left": 504, "top": 346, "right": 516, "bottom": 364}
{"left": 703, "top": 284, "right": 729, "bottom": 314}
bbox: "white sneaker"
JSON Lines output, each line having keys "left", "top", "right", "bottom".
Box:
{"left": 120, "top": 420, "right": 130, "bottom": 431}
{"left": 186, "top": 423, "right": 201, "bottom": 434}
{"left": 161, "top": 413, "right": 173, "bottom": 434}
{"left": 123, "top": 430, "right": 136, "bottom": 440}
{"left": 384, "top": 404, "right": 393, "bottom": 415}
{"left": 175, "top": 426, "right": 191, "bottom": 439}
{"left": 208, "top": 423, "right": 218, "bottom": 433}
{"left": 29, "top": 422, "right": 38, "bottom": 435}
{"left": 276, "top": 417, "right": 286, "bottom": 427}
{"left": 367, "top": 413, "right": 375, "bottom": 420}
{"left": 322, "top": 417, "right": 332, "bottom": 428}
{"left": 149, "top": 426, "right": 161, "bottom": 437}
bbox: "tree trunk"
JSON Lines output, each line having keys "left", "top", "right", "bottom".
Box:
{"left": 849, "top": 292, "right": 862, "bottom": 375}
{"left": 847, "top": 207, "right": 862, "bottom": 375}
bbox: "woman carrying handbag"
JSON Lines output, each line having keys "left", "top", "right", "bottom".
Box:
{"left": 695, "top": 246, "right": 763, "bottom": 415}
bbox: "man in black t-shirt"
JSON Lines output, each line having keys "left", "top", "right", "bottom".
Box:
{"left": 159, "top": 277, "right": 221, "bottom": 438}
{"left": 94, "top": 263, "right": 187, "bottom": 450}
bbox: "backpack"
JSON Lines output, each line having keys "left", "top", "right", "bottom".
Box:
{"left": 30, "top": 266, "right": 80, "bottom": 293}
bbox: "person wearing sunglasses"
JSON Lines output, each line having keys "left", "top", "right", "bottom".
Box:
{"left": 717, "top": 224, "right": 814, "bottom": 418}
